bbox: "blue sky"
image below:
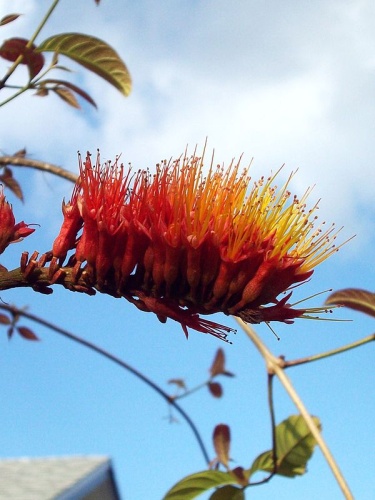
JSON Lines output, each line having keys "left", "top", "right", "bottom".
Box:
{"left": 0, "top": 1, "right": 374, "bottom": 499}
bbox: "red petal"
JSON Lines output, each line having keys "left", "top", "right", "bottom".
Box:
{"left": 134, "top": 292, "right": 235, "bottom": 342}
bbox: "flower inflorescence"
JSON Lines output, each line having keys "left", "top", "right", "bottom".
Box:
{"left": 52, "top": 150, "right": 342, "bottom": 340}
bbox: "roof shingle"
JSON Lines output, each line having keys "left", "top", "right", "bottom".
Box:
{"left": 0, "top": 455, "right": 120, "bottom": 500}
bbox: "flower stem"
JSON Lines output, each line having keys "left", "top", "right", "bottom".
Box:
{"left": 0, "top": 303, "right": 210, "bottom": 465}
{"left": 27, "top": 0, "right": 61, "bottom": 47}
{"left": 235, "top": 318, "right": 354, "bottom": 500}
{"left": 284, "top": 333, "right": 375, "bottom": 368}
{"left": 172, "top": 380, "right": 210, "bottom": 401}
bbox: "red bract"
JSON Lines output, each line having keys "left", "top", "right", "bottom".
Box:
{"left": 0, "top": 188, "right": 34, "bottom": 255}
{"left": 52, "top": 183, "right": 82, "bottom": 260}
{"left": 52, "top": 151, "right": 342, "bottom": 340}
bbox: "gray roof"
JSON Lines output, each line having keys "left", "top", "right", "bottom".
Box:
{"left": 0, "top": 456, "right": 120, "bottom": 500}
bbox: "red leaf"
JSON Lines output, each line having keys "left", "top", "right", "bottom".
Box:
{"left": 326, "top": 288, "right": 375, "bottom": 318}
{"left": 0, "top": 38, "right": 44, "bottom": 78}
{"left": 213, "top": 424, "right": 231, "bottom": 468}
{"left": 210, "top": 348, "right": 225, "bottom": 377}
{"left": 35, "top": 87, "right": 49, "bottom": 97}
{"left": 0, "top": 167, "right": 24, "bottom": 201}
{"left": 208, "top": 381, "right": 223, "bottom": 398}
{"left": 13, "top": 148, "right": 26, "bottom": 158}
{"left": 0, "top": 14, "right": 21, "bottom": 27}
{"left": 39, "top": 79, "right": 97, "bottom": 108}
{"left": 167, "top": 378, "right": 187, "bottom": 390}
{"left": 0, "top": 314, "right": 11, "bottom": 325}
{"left": 53, "top": 86, "right": 80, "bottom": 109}
{"left": 17, "top": 326, "right": 39, "bottom": 341}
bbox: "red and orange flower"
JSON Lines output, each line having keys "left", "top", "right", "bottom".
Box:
{"left": 52, "top": 150, "right": 341, "bottom": 340}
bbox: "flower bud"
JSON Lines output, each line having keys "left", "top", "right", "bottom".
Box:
{"left": 0, "top": 188, "right": 34, "bottom": 255}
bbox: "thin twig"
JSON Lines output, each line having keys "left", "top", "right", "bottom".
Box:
{"left": 267, "top": 374, "right": 278, "bottom": 475}
{"left": 235, "top": 318, "right": 354, "bottom": 500}
{"left": 172, "top": 380, "right": 209, "bottom": 401}
{"left": 0, "top": 303, "right": 210, "bottom": 464}
{"left": 0, "top": 156, "right": 78, "bottom": 183}
{"left": 284, "top": 333, "right": 375, "bottom": 368}
{"left": 27, "top": 0, "right": 61, "bottom": 47}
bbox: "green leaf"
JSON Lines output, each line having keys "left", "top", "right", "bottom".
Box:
{"left": 325, "top": 288, "right": 375, "bottom": 318}
{"left": 248, "top": 415, "right": 321, "bottom": 479}
{"left": 163, "top": 470, "right": 236, "bottom": 500}
{"left": 209, "top": 485, "right": 245, "bottom": 500}
{"left": 36, "top": 33, "right": 131, "bottom": 96}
